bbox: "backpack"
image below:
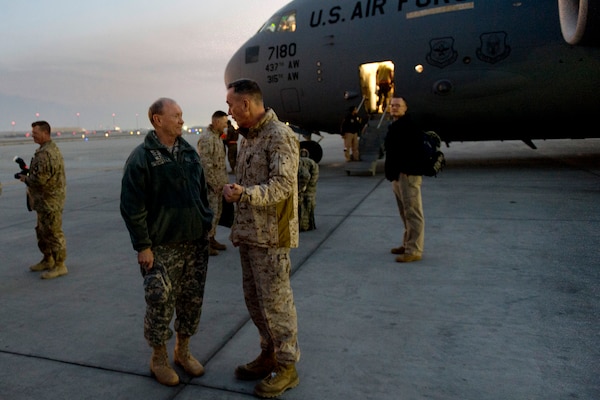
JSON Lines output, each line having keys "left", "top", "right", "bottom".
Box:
{"left": 421, "top": 131, "right": 446, "bottom": 177}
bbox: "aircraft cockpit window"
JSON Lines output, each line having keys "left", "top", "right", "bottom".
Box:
{"left": 259, "top": 11, "right": 296, "bottom": 33}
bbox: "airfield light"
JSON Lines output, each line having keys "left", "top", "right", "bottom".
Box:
{"left": 81, "top": 134, "right": 86, "bottom": 139}
{"left": 415, "top": 64, "right": 424, "bottom": 73}
{"left": 105, "top": 132, "right": 110, "bottom": 138}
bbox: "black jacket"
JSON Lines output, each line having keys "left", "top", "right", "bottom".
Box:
{"left": 384, "top": 114, "right": 424, "bottom": 180}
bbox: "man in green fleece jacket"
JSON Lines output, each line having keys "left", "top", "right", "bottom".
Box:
{"left": 120, "top": 97, "right": 213, "bottom": 386}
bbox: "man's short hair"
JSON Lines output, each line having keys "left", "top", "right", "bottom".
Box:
{"left": 212, "top": 110, "right": 228, "bottom": 119}
{"left": 31, "top": 120, "right": 51, "bottom": 134}
{"left": 227, "top": 79, "right": 263, "bottom": 102}
{"left": 148, "top": 97, "right": 176, "bottom": 125}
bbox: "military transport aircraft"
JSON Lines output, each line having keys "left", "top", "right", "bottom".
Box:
{"left": 224, "top": 0, "right": 600, "bottom": 161}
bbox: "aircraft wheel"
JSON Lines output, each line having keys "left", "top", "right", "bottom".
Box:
{"left": 299, "top": 141, "right": 323, "bottom": 163}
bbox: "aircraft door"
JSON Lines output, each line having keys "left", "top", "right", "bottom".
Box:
{"left": 359, "top": 61, "right": 395, "bottom": 114}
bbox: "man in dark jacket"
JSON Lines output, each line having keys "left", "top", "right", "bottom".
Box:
{"left": 384, "top": 96, "right": 424, "bottom": 262}
{"left": 120, "top": 97, "right": 213, "bottom": 386}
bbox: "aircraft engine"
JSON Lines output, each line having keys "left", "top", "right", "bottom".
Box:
{"left": 559, "top": 0, "right": 600, "bottom": 45}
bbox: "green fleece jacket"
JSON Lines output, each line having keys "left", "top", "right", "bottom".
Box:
{"left": 120, "top": 131, "right": 213, "bottom": 252}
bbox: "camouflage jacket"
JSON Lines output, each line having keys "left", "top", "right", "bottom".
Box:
{"left": 233, "top": 109, "right": 299, "bottom": 248}
{"left": 196, "top": 125, "right": 228, "bottom": 191}
{"left": 26, "top": 140, "right": 66, "bottom": 212}
{"left": 120, "top": 131, "right": 213, "bottom": 252}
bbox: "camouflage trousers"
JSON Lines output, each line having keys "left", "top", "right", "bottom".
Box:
{"left": 207, "top": 189, "right": 223, "bottom": 238}
{"left": 239, "top": 244, "right": 300, "bottom": 364}
{"left": 141, "top": 239, "right": 209, "bottom": 346}
{"left": 298, "top": 192, "right": 316, "bottom": 232}
{"left": 35, "top": 210, "right": 67, "bottom": 261}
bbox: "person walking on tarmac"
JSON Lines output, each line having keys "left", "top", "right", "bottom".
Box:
{"left": 197, "top": 110, "right": 230, "bottom": 256}
{"left": 340, "top": 106, "right": 364, "bottom": 161}
{"left": 120, "top": 97, "right": 213, "bottom": 386}
{"left": 18, "top": 120, "right": 68, "bottom": 279}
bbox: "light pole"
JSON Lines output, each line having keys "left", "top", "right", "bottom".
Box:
{"left": 76, "top": 112, "right": 80, "bottom": 129}
{"left": 136, "top": 113, "right": 139, "bottom": 130}
{"left": 11, "top": 120, "right": 16, "bottom": 133}
{"left": 112, "top": 113, "right": 116, "bottom": 130}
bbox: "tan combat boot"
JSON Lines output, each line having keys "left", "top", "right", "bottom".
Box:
{"left": 30, "top": 255, "right": 54, "bottom": 272}
{"left": 42, "top": 250, "right": 68, "bottom": 279}
{"left": 254, "top": 363, "right": 299, "bottom": 398}
{"left": 174, "top": 333, "right": 205, "bottom": 377}
{"left": 209, "top": 237, "right": 226, "bottom": 251}
{"left": 150, "top": 344, "right": 179, "bottom": 386}
{"left": 234, "top": 351, "right": 277, "bottom": 381}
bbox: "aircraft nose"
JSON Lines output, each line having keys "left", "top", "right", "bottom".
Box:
{"left": 224, "top": 47, "right": 244, "bottom": 87}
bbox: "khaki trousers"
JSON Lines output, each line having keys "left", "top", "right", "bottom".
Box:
{"left": 392, "top": 174, "right": 424, "bottom": 255}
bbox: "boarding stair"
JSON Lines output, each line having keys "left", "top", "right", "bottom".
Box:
{"left": 345, "top": 109, "right": 390, "bottom": 176}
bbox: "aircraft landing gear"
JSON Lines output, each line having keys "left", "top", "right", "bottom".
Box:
{"left": 299, "top": 132, "right": 323, "bottom": 163}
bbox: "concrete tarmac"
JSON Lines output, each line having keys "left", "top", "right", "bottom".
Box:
{"left": 0, "top": 133, "right": 599, "bottom": 400}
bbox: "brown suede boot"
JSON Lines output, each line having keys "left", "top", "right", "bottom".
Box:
{"left": 30, "top": 254, "right": 54, "bottom": 272}
{"left": 174, "top": 334, "right": 205, "bottom": 377}
{"left": 254, "top": 363, "right": 299, "bottom": 398}
{"left": 234, "top": 351, "right": 277, "bottom": 381}
{"left": 209, "top": 237, "right": 226, "bottom": 251}
{"left": 150, "top": 345, "right": 179, "bottom": 386}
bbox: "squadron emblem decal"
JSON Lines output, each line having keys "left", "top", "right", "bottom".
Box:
{"left": 476, "top": 32, "right": 510, "bottom": 64}
{"left": 426, "top": 37, "right": 458, "bottom": 68}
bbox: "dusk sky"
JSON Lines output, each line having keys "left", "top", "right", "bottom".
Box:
{"left": 0, "top": 0, "right": 290, "bottom": 132}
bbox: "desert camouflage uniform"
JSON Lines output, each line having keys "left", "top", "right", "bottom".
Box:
{"left": 197, "top": 125, "right": 229, "bottom": 238}
{"left": 298, "top": 155, "right": 319, "bottom": 232}
{"left": 232, "top": 108, "right": 301, "bottom": 365}
{"left": 298, "top": 157, "right": 319, "bottom": 232}
{"left": 26, "top": 140, "right": 67, "bottom": 264}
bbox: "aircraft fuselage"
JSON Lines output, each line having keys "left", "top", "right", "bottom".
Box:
{"left": 225, "top": 0, "right": 600, "bottom": 143}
